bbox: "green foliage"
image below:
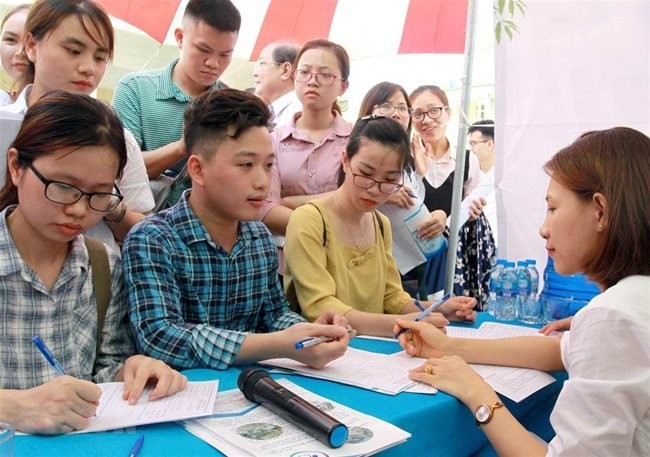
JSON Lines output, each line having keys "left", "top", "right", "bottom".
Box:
{"left": 494, "top": 0, "right": 526, "bottom": 44}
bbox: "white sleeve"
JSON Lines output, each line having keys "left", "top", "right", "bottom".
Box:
{"left": 117, "top": 129, "right": 154, "bottom": 213}
{"left": 547, "top": 306, "right": 650, "bottom": 456}
{"left": 462, "top": 152, "right": 483, "bottom": 197}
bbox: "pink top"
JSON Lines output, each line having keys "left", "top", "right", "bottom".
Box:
{"left": 261, "top": 112, "right": 353, "bottom": 219}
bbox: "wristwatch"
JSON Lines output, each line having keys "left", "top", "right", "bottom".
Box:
{"left": 474, "top": 401, "right": 504, "bottom": 426}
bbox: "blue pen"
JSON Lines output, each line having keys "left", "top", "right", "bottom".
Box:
{"left": 413, "top": 299, "right": 426, "bottom": 312}
{"left": 394, "top": 293, "right": 451, "bottom": 339}
{"left": 128, "top": 434, "right": 144, "bottom": 457}
{"left": 406, "top": 190, "right": 418, "bottom": 199}
{"left": 32, "top": 336, "right": 67, "bottom": 376}
{"left": 295, "top": 329, "right": 354, "bottom": 350}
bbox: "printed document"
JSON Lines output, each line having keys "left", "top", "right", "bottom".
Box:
{"left": 183, "top": 378, "right": 410, "bottom": 456}
{"left": 260, "top": 347, "right": 421, "bottom": 395}
{"left": 70, "top": 380, "right": 218, "bottom": 433}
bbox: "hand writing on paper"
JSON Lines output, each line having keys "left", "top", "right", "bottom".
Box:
{"left": 385, "top": 186, "right": 416, "bottom": 208}
{"left": 118, "top": 355, "right": 188, "bottom": 405}
{"left": 287, "top": 322, "right": 349, "bottom": 369}
{"left": 6, "top": 376, "right": 100, "bottom": 434}
{"left": 394, "top": 318, "right": 449, "bottom": 359}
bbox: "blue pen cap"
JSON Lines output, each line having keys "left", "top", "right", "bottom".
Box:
{"left": 329, "top": 423, "right": 349, "bottom": 448}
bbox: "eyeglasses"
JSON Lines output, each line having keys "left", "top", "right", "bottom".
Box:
{"left": 375, "top": 102, "right": 413, "bottom": 117}
{"left": 254, "top": 60, "right": 279, "bottom": 70}
{"left": 294, "top": 69, "right": 344, "bottom": 86}
{"left": 411, "top": 106, "right": 448, "bottom": 122}
{"left": 468, "top": 140, "right": 490, "bottom": 148}
{"left": 351, "top": 169, "right": 403, "bottom": 194}
{"left": 27, "top": 161, "right": 123, "bottom": 212}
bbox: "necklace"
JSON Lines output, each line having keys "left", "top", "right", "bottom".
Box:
{"left": 334, "top": 191, "right": 368, "bottom": 250}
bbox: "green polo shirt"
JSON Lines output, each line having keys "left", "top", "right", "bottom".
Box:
{"left": 112, "top": 58, "right": 223, "bottom": 175}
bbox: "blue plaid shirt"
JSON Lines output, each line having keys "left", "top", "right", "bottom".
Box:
{"left": 0, "top": 207, "right": 133, "bottom": 389}
{"left": 122, "top": 191, "right": 304, "bottom": 370}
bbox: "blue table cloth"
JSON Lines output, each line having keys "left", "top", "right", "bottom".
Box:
{"left": 14, "top": 314, "right": 564, "bottom": 456}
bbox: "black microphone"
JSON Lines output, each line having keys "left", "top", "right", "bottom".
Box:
{"left": 237, "top": 368, "right": 348, "bottom": 448}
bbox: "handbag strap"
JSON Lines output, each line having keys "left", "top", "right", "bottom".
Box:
{"left": 84, "top": 236, "right": 112, "bottom": 363}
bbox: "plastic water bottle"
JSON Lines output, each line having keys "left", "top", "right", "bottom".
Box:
{"left": 496, "top": 262, "right": 517, "bottom": 321}
{"left": 488, "top": 259, "right": 505, "bottom": 316}
{"left": 516, "top": 261, "right": 531, "bottom": 320}
{"left": 526, "top": 259, "right": 540, "bottom": 301}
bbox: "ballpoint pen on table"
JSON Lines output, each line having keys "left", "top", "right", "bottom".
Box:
{"left": 128, "top": 434, "right": 145, "bottom": 457}
{"left": 295, "top": 329, "right": 355, "bottom": 350}
{"left": 394, "top": 292, "right": 452, "bottom": 339}
{"left": 31, "top": 335, "right": 67, "bottom": 376}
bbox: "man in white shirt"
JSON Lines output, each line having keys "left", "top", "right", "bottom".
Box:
{"left": 468, "top": 120, "right": 497, "bottom": 244}
{"left": 252, "top": 41, "right": 302, "bottom": 127}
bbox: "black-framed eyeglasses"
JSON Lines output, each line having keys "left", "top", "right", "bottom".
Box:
{"left": 27, "top": 161, "right": 123, "bottom": 212}
{"left": 411, "top": 106, "right": 448, "bottom": 122}
{"left": 351, "top": 169, "right": 403, "bottom": 194}
{"left": 375, "top": 102, "right": 413, "bottom": 117}
{"left": 294, "top": 69, "right": 344, "bottom": 86}
{"left": 468, "top": 140, "right": 490, "bottom": 148}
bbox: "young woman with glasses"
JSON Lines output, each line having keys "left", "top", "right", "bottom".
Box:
{"left": 358, "top": 82, "right": 477, "bottom": 309}
{"left": 410, "top": 85, "right": 495, "bottom": 309}
{"left": 260, "top": 39, "right": 352, "bottom": 273}
{"left": 283, "top": 116, "right": 475, "bottom": 337}
{"left": 0, "top": 91, "right": 187, "bottom": 435}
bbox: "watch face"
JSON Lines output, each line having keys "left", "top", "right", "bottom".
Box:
{"left": 475, "top": 404, "right": 491, "bottom": 423}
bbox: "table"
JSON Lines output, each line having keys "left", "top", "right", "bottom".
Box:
{"left": 15, "top": 314, "right": 565, "bottom": 456}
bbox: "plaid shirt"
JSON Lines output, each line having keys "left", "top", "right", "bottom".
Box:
{"left": 0, "top": 207, "right": 134, "bottom": 389}
{"left": 122, "top": 191, "right": 304, "bottom": 370}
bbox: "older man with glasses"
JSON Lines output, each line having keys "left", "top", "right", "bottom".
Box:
{"left": 253, "top": 41, "right": 302, "bottom": 127}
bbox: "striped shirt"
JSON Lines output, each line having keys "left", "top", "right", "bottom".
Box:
{"left": 112, "top": 58, "right": 224, "bottom": 176}
{"left": 122, "top": 191, "right": 305, "bottom": 370}
{"left": 0, "top": 207, "right": 134, "bottom": 389}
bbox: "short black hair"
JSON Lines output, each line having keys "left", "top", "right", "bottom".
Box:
{"left": 184, "top": 0, "right": 241, "bottom": 33}
{"left": 468, "top": 119, "right": 494, "bottom": 140}
{"left": 183, "top": 88, "right": 271, "bottom": 158}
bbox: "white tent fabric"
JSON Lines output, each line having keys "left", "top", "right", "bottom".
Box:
{"left": 495, "top": 0, "right": 649, "bottom": 276}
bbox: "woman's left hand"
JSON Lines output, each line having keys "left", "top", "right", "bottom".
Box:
{"left": 410, "top": 355, "right": 492, "bottom": 404}
{"left": 120, "top": 355, "right": 188, "bottom": 405}
{"left": 439, "top": 296, "right": 477, "bottom": 322}
{"left": 417, "top": 210, "right": 446, "bottom": 240}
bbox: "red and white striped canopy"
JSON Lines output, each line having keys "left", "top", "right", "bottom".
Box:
{"left": 97, "top": 0, "right": 468, "bottom": 60}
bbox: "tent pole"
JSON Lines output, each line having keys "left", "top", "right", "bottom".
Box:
{"left": 444, "top": 0, "right": 479, "bottom": 295}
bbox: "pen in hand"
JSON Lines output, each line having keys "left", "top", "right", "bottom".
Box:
{"left": 413, "top": 299, "right": 426, "bottom": 312}
{"left": 32, "top": 335, "right": 67, "bottom": 376}
{"left": 394, "top": 293, "right": 451, "bottom": 339}
{"left": 128, "top": 434, "right": 144, "bottom": 457}
{"left": 295, "top": 329, "right": 355, "bottom": 350}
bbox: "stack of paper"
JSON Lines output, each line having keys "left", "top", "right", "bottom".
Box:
{"left": 183, "top": 378, "right": 411, "bottom": 456}
{"left": 70, "top": 381, "right": 219, "bottom": 433}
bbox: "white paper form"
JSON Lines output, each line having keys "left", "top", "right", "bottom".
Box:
{"left": 477, "top": 322, "right": 560, "bottom": 338}
{"left": 470, "top": 364, "right": 555, "bottom": 403}
{"left": 446, "top": 326, "right": 479, "bottom": 339}
{"left": 70, "top": 380, "right": 218, "bottom": 433}
{"left": 446, "top": 173, "right": 494, "bottom": 227}
{"left": 259, "top": 347, "right": 418, "bottom": 395}
{"left": 183, "top": 379, "right": 411, "bottom": 457}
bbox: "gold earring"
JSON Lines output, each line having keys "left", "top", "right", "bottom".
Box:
{"left": 597, "top": 224, "right": 603, "bottom": 231}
